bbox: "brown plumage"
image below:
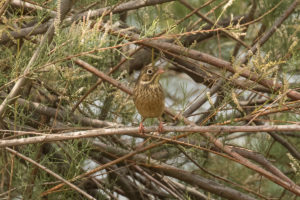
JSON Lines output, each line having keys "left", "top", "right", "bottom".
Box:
{"left": 133, "top": 65, "right": 165, "bottom": 133}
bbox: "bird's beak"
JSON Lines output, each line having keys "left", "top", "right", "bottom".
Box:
{"left": 157, "top": 68, "right": 164, "bottom": 74}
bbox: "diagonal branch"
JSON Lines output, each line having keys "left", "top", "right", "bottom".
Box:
{"left": 122, "top": 30, "right": 300, "bottom": 100}
{"left": 240, "top": 0, "right": 300, "bottom": 64}
{"left": 0, "top": 24, "right": 55, "bottom": 120}
{"left": 5, "top": 147, "right": 96, "bottom": 200}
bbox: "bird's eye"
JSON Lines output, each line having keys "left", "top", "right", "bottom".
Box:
{"left": 147, "top": 69, "right": 153, "bottom": 74}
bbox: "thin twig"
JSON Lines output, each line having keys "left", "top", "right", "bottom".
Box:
{"left": 179, "top": 0, "right": 251, "bottom": 49}
{"left": 240, "top": 0, "right": 299, "bottom": 64}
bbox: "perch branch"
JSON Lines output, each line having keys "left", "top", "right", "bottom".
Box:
{"left": 1, "top": 125, "right": 300, "bottom": 148}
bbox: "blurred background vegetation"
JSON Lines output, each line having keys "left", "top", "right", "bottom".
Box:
{"left": 0, "top": 0, "right": 299, "bottom": 199}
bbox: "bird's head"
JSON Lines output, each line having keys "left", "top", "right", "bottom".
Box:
{"left": 138, "top": 66, "right": 164, "bottom": 85}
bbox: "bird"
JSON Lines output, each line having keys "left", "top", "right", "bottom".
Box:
{"left": 133, "top": 65, "right": 165, "bottom": 134}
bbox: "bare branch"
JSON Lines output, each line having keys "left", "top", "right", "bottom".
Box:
{"left": 1, "top": 125, "right": 300, "bottom": 148}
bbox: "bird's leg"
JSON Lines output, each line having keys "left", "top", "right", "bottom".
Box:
{"left": 139, "top": 118, "right": 145, "bottom": 134}
{"left": 158, "top": 117, "right": 164, "bottom": 133}
{"left": 139, "top": 122, "right": 145, "bottom": 134}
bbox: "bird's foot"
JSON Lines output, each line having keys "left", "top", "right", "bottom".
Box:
{"left": 158, "top": 121, "right": 164, "bottom": 133}
{"left": 139, "top": 122, "right": 145, "bottom": 134}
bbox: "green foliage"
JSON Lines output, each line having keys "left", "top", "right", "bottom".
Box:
{"left": 1, "top": 0, "right": 299, "bottom": 199}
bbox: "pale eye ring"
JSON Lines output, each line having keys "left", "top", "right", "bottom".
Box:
{"left": 147, "top": 69, "right": 153, "bottom": 74}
